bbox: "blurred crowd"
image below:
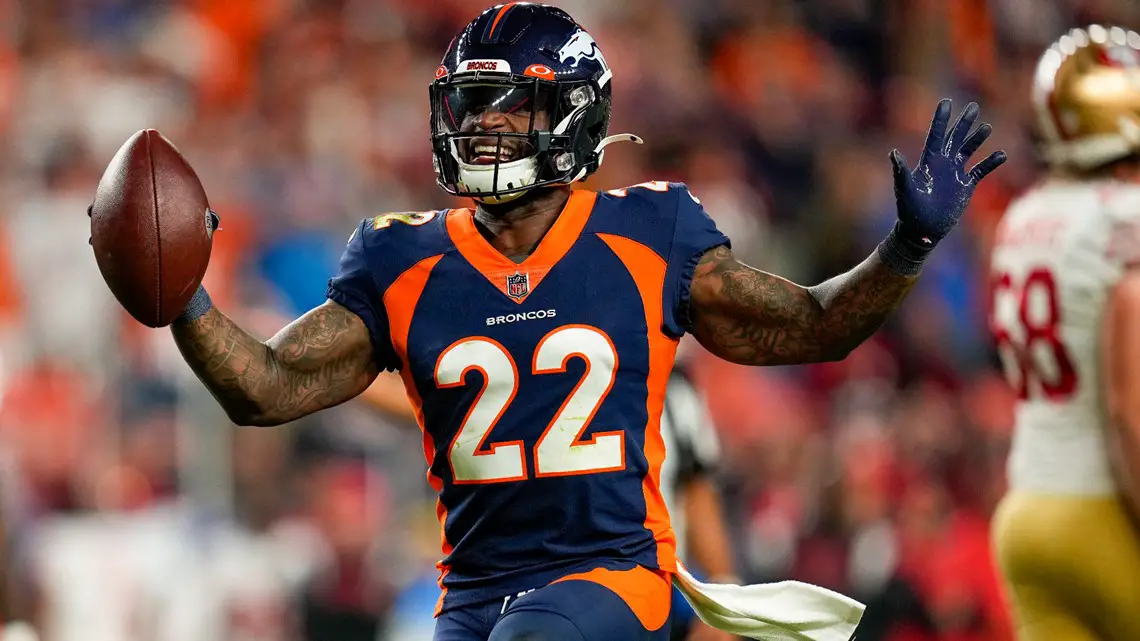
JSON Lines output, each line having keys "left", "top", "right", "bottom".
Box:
{"left": 1, "top": 0, "right": 1138, "bottom": 640}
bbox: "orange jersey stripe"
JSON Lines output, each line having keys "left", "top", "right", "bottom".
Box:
{"left": 434, "top": 563, "right": 451, "bottom": 617}
{"left": 596, "top": 233, "right": 679, "bottom": 571}
{"left": 446, "top": 190, "right": 597, "bottom": 303}
{"left": 553, "top": 565, "right": 672, "bottom": 631}
{"left": 383, "top": 253, "right": 445, "bottom": 479}
{"left": 381, "top": 253, "right": 451, "bottom": 613}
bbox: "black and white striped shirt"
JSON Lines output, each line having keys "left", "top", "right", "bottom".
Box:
{"left": 658, "top": 368, "right": 720, "bottom": 559}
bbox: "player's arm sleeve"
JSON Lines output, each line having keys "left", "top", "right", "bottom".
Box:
{"left": 662, "top": 184, "right": 731, "bottom": 337}
{"left": 326, "top": 221, "right": 400, "bottom": 372}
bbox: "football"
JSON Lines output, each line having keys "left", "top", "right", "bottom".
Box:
{"left": 89, "top": 129, "right": 217, "bottom": 328}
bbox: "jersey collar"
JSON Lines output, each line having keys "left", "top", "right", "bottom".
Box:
{"left": 446, "top": 190, "right": 597, "bottom": 304}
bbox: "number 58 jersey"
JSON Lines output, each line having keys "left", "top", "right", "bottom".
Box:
{"left": 990, "top": 179, "right": 1140, "bottom": 496}
{"left": 327, "top": 183, "right": 728, "bottom": 613}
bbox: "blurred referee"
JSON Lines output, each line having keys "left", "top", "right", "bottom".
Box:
{"left": 659, "top": 367, "right": 738, "bottom": 641}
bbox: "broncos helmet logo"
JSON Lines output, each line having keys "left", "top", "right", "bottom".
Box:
{"left": 557, "top": 31, "right": 608, "bottom": 70}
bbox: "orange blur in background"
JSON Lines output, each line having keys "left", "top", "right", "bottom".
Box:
{"left": 2, "top": 1, "right": 1137, "bottom": 640}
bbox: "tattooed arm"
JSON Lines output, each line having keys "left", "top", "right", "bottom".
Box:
{"left": 171, "top": 300, "right": 379, "bottom": 427}
{"left": 688, "top": 245, "right": 917, "bottom": 366}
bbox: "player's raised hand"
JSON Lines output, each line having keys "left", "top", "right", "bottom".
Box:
{"left": 889, "top": 99, "right": 1007, "bottom": 248}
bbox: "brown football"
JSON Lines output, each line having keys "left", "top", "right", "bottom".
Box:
{"left": 90, "top": 129, "right": 216, "bottom": 328}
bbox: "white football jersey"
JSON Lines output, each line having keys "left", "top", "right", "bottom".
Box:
{"left": 990, "top": 178, "right": 1140, "bottom": 495}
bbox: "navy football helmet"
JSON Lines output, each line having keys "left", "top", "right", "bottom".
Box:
{"left": 430, "top": 3, "right": 640, "bottom": 203}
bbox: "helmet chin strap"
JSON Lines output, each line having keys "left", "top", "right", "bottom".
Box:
{"left": 464, "top": 134, "right": 645, "bottom": 202}
{"left": 452, "top": 136, "right": 541, "bottom": 204}
{"left": 476, "top": 189, "right": 528, "bottom": 205}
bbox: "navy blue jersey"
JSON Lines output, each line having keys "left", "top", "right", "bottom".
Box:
{"left": 327, "top": 182, "right": 728, "bottom": 613}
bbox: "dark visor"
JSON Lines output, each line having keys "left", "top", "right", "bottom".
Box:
{"left": 437, "top": 82, "right": 554, "bottom": 133}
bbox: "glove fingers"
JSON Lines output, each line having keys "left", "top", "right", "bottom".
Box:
{"left": 957, "top": 122, "right": 992, "bottom": 162}
{"left": 946, "top": 102, "right": 980, "bottom": 157}
{"left": 969, "top": 150, "right": 1008, "bottom": 182}
{"left": 890, "top": 148, "right": 910, "bottom": 188}
{"left": 921, "top": 99, "right": 952, "bottom": 164}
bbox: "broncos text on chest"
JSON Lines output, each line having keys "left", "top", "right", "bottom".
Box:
{"left": 485, "top": 308, "right": 558, "bottom": 326}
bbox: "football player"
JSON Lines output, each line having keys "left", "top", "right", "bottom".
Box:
{"left": 989, "top": 25, "right": 1140, "bottom": 641}
{"left": 156, "top": 4, "right": 1004, "bottom": 640}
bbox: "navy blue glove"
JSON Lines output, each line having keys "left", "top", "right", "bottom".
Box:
{"left": 878, "top": 99, "right": 1007, "bottom": 276}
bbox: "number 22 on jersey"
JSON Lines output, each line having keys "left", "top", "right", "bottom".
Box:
{"left": 434, "top": 325, "right": 625, "bottom": 484}
{"left": 991, "top": 268, "right": 1078, "bottom": 401}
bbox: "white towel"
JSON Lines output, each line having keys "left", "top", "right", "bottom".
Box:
{"left": 672, "top": 562, "right": 865, "bottom": 641}
{"left": 0, "top": 622, "right": 39, "bottom": 641}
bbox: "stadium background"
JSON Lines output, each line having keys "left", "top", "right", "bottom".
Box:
{"left": 0, "top": 0, "right": 1135, "bottom": 640}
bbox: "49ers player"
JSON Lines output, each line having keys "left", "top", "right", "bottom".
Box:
{"left": 990, "top": 24, "right": 1140, "bottom": 641}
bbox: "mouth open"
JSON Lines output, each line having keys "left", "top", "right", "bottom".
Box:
{"left": 468, "top": 138, "right": 526, "bottom": 165}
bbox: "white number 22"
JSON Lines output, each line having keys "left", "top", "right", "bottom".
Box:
{"left": 434, "top": 325, "right": 625, "bottom": 484}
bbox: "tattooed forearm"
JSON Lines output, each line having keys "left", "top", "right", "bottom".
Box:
{"left": 688, "top": 246, "right": 918, "bottom": 366}
{"left": 171, "top": 301, "right": 379, "bottom": 426}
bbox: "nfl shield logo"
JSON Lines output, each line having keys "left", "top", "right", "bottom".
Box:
{"left": 506, "top": 272, "right": 530, "bottom": 299}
